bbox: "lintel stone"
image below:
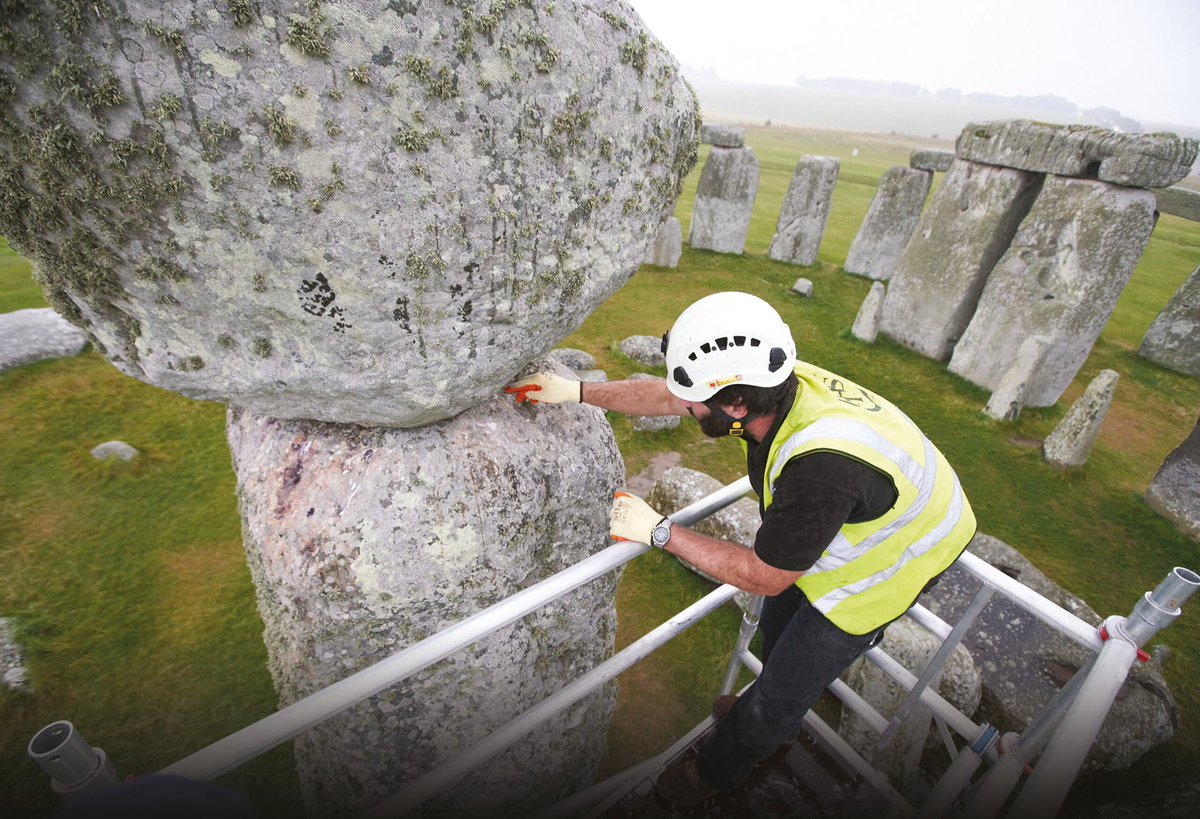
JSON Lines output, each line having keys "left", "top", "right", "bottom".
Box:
{"left": 910, "top": 148, "right": 955, "bottom": 172}
{"left": 1152, "top": 186, "right": 1200, "bottom": 222}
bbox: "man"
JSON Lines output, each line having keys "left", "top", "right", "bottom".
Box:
{"left": 505, "top": 291, "right": 976, "bottom": 804}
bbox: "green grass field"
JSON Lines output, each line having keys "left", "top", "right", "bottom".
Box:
{"left": 2, "top": 124, "right": 1199, "bottom": 816}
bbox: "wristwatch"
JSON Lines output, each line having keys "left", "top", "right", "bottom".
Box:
{"left": 650, "top": 518, "right": 673, "bottom": 549}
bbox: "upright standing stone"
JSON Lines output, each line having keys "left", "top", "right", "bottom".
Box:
{"left": 949, "top": 178, "right": 1156, "bottom": 405}
{"left": 225, "top": 381, "right": 624, "bottom": 817}
{"left": 767, "top": 156, "right": 839, "bottom": 266}
{"left": 956, "top": 120, "right": 1198, "bottom": 188}
{"left": 688, "top": 147, "right": 760, "bottom": 254}
{"left": 1043, "top": 369, "right": 1120, "bottom": 468}
{"left": 700, "top": 124, "right": 745, "bottom": 148}
{"left": 844, "top": 167, "right": 933, "bottom": 281}
{"left": 0, "top": 1, "right": 699, "bottom": 427}
{"left": 644, "top": 217, "right": 683, "bottom": 268}
{"left": 851, "top": 282, "right": 887, "bottom": 343}
{"left": 983, "top": 336, "right": 1051, "bottom": 421}
{"left": 1139, "top": 267, "right": 1200, "bottom": 377}
{"left": 878, "top": 161, "right": 1043, "bottom": 359}
{"left": 1146, "top": 420, "right": 1200, "bottom": 541}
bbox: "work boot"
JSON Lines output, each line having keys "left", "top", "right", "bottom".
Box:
{"left": 711, "top": 694, "right": 738, "bottom": 721}
{"left": 654, "top": 757, "right": 715, "bottom": 806}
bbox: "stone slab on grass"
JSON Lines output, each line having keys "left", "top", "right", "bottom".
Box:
{"left": 688, "top": 147, "right": 759, "bottom": 255}
{"left": 1043, "top": 369, "right": 1119, "bottom": 469}
{"left": 0, "top": 308, "right": 87, "bottom": 371}
{"left": 767, "top": 156, "right": 839, "bottom": 267}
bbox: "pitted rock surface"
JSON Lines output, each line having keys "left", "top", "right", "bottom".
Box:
{"left": 956, "top": 120, "right": 1198, "bottom": 188}
{"left": 1139, "top": 266, "right": 1200, "bottom": 377}
{"left": 880, "top": 160, "right": 1042, "bottom": 360}
{"left": 919, "top": 534, "right": 1178, "bottom": 771}
{"left": 225, "top": 361, "right": 624, "bottom": 816}
{"left": 767, "top": 156, "right": 838, "bottom": 267}
{"left": 949, "top": 178, "right": 1155, "bottom": 406}
{"left": 844, "top": 167, "right": 932, "bottom": 281}
{"left": 0, "top": 308, "right": 88, "bottom": 371}
{"left": 0, "top": 1, "right": 699, "bottom": 426}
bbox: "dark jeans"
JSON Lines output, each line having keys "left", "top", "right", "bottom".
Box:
{"left": 694, "top": 586, "right": 882, "bottom": 791}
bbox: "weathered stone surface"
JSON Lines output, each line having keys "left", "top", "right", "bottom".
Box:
{"left": 1043, "top": 369, "right": 1119, "bottom": 469}
{"left": 949, "top": 178, "right": 1155, "bottom": 405}
{"left": 1139, "top": 266, "right": 1200, "bottom": 377}
{"left": 1152, "top": 186, "right": 1200, "bottom": 222}
{"left": 767, "top": 156, "right": 839, "bottom": 266}
{"left": 577, "top": 369, "right": 608, "bottom": 383}
{"left": 841, "top": 618, "right": 981, "bottom": 797}
{"left": 644, "top": 217, "right": 683, "bottom": 268}
{"left": 983, "top": 335, "right": 1050, "bottom": 422}
{"left": 90, "top": 440, "right": 140, "bottom": 462}
{"left": 844, "top": 167, "right": 932, "bottom": 281}
{"left": 791, "top": 278, "right": 813, "bottom": 297}
{"left": 616, "top": 335, "right": 664, "bottom": 368}
{"left": 1146, "top": 420, "right": 1200, "bottom": 541}
{"left": 0, "top": 308, "right": 88, "bottom": 371}
{"left": 956, "top": 120, "right": 1198, "bottom": 187}
{"left": 225, "top": 363, "right": 624, "bottom": 817}
{"left": 700, "top": 124, "right": 745, "bottom": 148}
{"left": 878, "top": 160, "right": 1042, "bottom": 360}
{"left": 648, "top": 466, "right": 759, "bottom": 612}
{"left": 549, "top": 348, "right": 595, "bottom": 372}
{"left": 851, "top": 282, "right": 886, "bottom": 344}
{"left": 629, "top": 373, "right": 680, "bottom": 431}
{"left": 688, "top": 147, "right": 760, "bottom": 254}
{"left": 0, "top": 1, "right": 699, "bottom": 427}
{"left": 920, "top": 533, "right": 1178, "bottom": 771}
{"left": 909, "top": 148, "right": 955, "bottom": 173}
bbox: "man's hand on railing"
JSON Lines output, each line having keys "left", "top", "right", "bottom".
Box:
{"left": 609, "top": 491, "right": 667, "bottom": 545}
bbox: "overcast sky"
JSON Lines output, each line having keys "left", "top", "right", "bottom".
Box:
{"left": 625, "top": 0, "right": 1200, "bottom": 128}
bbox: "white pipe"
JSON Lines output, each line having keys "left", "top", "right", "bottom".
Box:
{"left": 1005, "top": 617, "right": 1139, "bottom": 819}
{"left": 828, "top": 679, "right": 890, "bottom": 735}
{"left": 906, "top": 604, "right": 953, "bottom": 641}
{"left": 956, "top": 552, "right": 1102, "bottom": 652}
{"left": 864, "top": 647, "right": 980, "bottom": 741}
{"left": 968, "top": 732, "right": 1028, "bottom": 819}
{"left": 364, "top": 585, "right": 741, "bottom": 819}
{"left": 161, "top": 540, "right": 648, "bottom": 781}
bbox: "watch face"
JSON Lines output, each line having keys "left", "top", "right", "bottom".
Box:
{"left": 652, "top": 522, "right": 671, "bottom": 547}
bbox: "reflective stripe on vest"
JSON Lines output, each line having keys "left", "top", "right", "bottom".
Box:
{"left": 762, "top": 363, "right": 975, "bottom": 634}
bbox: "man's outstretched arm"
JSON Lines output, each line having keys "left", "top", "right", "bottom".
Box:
{"left": 506, "top": 371, "right": 685, "bottom": 417}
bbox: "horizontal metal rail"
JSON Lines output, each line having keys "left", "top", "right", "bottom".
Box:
{"left": 161, "top": 477, "right": 753, "bottom": 783}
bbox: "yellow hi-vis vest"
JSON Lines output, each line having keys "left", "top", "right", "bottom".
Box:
{"left": 757, "top": 362, "right": 976, "bottom": 635}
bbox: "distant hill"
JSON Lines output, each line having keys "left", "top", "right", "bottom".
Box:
{"left": 686, "top": 73, "right": 1200, "bottom": 149}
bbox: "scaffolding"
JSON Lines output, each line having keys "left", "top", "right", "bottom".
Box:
{"left": 28, "top": 476, "right": 1199, "bottom": 818}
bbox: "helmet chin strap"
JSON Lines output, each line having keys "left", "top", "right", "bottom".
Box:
{"left": 705, "top": 402, "right": 759, "bottom": 438}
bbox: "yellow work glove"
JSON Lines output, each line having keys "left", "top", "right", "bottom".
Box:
{"left": 609, "top": 491, "right": 667, "bottom": 545}
{"left": 504, "top": 371, "right": 582, "bottom": 405}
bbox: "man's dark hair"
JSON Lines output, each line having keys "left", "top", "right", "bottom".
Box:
{"left": 706, "top": 373, "right": 796, "bottom": 417}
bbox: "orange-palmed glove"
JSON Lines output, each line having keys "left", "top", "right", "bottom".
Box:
{"left": 504, "top": 372, "right": 582, "bottom": 405}
{"left": 609, "top": 491, "right": 667, "bottom": 545}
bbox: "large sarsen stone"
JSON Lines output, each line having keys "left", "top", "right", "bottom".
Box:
{"left": 688, "top": 147, "right": 759, "bottom": 254}
{"left": 0, "top": 1, "right": 700, "bottom": 426}
{"left": 1139, "top": 266, "right": 1200, "bottom": 377}
{"left": 225, "top": 369, "right": 624, "bottom": 816}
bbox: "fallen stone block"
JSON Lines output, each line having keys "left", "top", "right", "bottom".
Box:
{"left": 688, "top": 147, "right": 760, "bottom": 255}
{"left": 909, "top": 148, "right": 955, "bottom": 172}
{"left": 949, "top": 177, "right": 1155, "bottom": 405}
{"left": 1146, "top": 419, "right": 1200, "bottom": 541}
{"left": 956, "top": 120, "right": 1198, "bottom": 188}
{"left": 0, "top": 617, "right": 30, "bottom": 692}
{"left": 549, "top": 348, "right": 596, "bottom": 372}
{"left": 1139, "top": 266, "right": 1200, "bottom": 377}
{"left": 791, "top": 278, "right": 814, "bottom": 297}
{"left": 844, "top": 167, "right": 933, "bottom": 281}
{"left": 90, "top": 441, "right": 140, "bottom": 462}
{"left": 1043, "top": 369, "right": 1119, "bottom": 469}
{"left": 616, "top": 335, "right": 664, "bottom": 368}
{"left": 0, "top": 308, "right": 88, "bottom": 371}
{"left": 879, "top": 160, "right": 1042, "bottom": 360}
{"left": 767, "top": 156, "right": 839, "bottom": 266}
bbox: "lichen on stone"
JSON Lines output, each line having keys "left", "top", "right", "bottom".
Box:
{"left": 262, "top": 104, "right": 297, "bottom": 146}
{"left": 286, "top": 10, "right": 333, "bottom": 59}
{"left": 268, "top": 165, "right": 301, "bottom": 189}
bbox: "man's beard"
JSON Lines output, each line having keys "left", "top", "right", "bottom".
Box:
{"left": 696, "top": 410, "right": 732, "bottom": 438}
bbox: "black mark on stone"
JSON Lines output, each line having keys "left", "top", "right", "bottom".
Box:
{"left": 460, "top": 299, "right": 473, "bottom": 320}
{"left": 372, "top": 45, "right": 394, "bottom": 66}
{"left": 393, "top": 296, "right": 411, "bottom": 331}
{"left": 299, "top": 273, "right": 352, "bottom": 333}
{"left": 388, "top": 0, "right": 418, "bottom": 15}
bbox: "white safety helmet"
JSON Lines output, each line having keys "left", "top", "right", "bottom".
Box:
{"left": 662, "top": 292, "right": 797, "bottom": 403}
